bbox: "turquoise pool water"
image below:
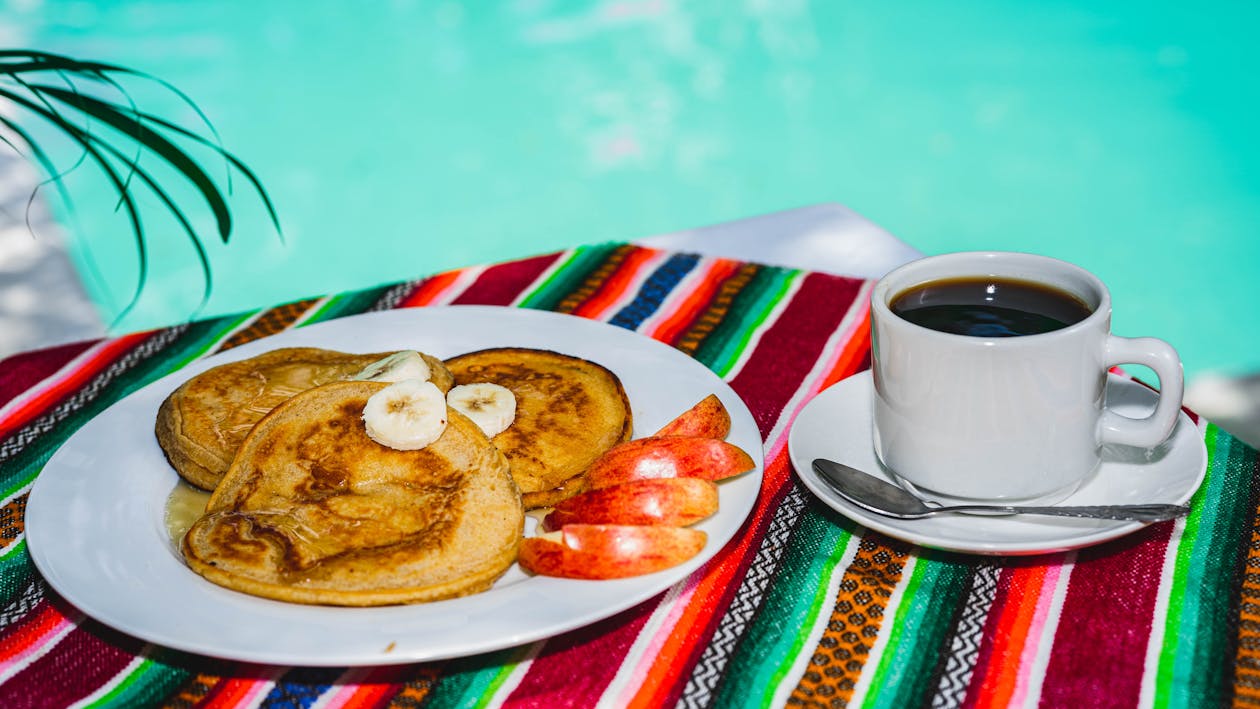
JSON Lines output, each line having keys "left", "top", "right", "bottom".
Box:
{"left": 6, "top": 1, "right": 1259, "bottom": 379}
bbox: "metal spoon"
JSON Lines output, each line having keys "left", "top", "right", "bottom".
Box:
{"left": 810, "top": 458, "right": 1190, "bottom": 522}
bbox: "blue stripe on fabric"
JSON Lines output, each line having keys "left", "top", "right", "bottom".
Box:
{"left": 608, "top": 252, "right": 701, "bottom": 330}
{"left": 260, "top": 668, "right": 343, "bottom": 709}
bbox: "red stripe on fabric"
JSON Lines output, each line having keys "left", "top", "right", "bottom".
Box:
{"left": 0, "top": 623, "right": 139, "bottom": 707}
{"left": 452, "top": 252, "right": 563, "bottom": 307}
{"left": 199, "top": 676, "right": 268, "bottom": 708}
{"left": 0, "top": 339, "right": 96, "bottom": 408}
{"left": 728, "top": 273, "right": 865, "bottom": 438}
{"left": 625, "top": 277, "right": 866, "bottom": 705}
{"left": 338, "top": 666, "right": 412, "bottom": 709}
{"left": 648, "top": 259, "right": 742, "bottom": 346}
{"left": 0, "top": 601, "right": 65, "bottom": 662}
{"left": 397, "top": 270, "right": 464, "bottom": 308}
{"left": 628, "top": 451, "right": 798, "bottom": 708}
{"left": 963, "top": 567, "right": 1014, "bottom": 708}
{"left": 1039, "top": 523, "right": 1173, "bottom": 706}
{"left": 0, "top": 332, "right": 151, "bottom": 441}
{"left": 968, "top": 565, "right": 1047, "bottom": 708}
{"left": 505, "top": 599, "right": 655, "bottom": 708}
{"left": 572, "top": 247, "right": 660, "bottom": 319}
{"left": 819, "top": 306, "right": 872, "bottom": 390}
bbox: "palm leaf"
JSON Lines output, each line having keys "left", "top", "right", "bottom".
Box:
{"left": 0, "top": 50, "right": 281, "bottom": 325}
{"left": 0, "top": 86, "right": 150, "bottom": 321}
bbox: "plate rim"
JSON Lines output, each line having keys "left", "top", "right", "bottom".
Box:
{"left": 788, "top": 369, "right": 1208, "bottom": 556}
{"left": 25, "top": 305, "right": 765, "bottom": 665}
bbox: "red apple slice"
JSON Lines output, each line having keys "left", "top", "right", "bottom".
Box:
{"left": 518, "top": 524, "right": 707, "bottom": 579}
{"left": 653, "top": 394, "right": 731, "bottom": 440}
{"left": 542, "top": 477, "right": 719, "bottom": 531}
{"left": 585, "top": 436, "right": 756, "bottom": 490}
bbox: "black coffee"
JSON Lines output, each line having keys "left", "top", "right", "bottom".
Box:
{"left": 891, "top": 277, "right": 1093, "bottom": 337}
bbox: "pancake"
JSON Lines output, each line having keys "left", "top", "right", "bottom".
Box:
{"left": 444, "top": 347, "right": 632, "bottom": 506}
{"left": 520, "top": 473, "right": 585, "bottom": 510}
{"left": 181, "top": 380, "right": 523, "bottom": 606}
{"left": 156, "top": 347, "right": 453, "bottom": 491}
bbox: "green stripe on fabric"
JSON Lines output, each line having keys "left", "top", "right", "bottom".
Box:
{"left": 1153, "top": 425, "right": 1217, "bottom": 708}
{"left": 516, "top": 243, "right": 623, "bottom": 312}
{"left": 712, "top": 505, "right": 854, "bottom": 707}
{"left": 1156, "top": 426, "right": 1256, "bottom": 708}
{"left": 424, "top": 647, "right": 525, "bottom": 709}
{"left": 0, "top": 538, "right": 29, "bottom": 569}
{"left": 693, "top": 267, "right": 799, "bottom": 377}
{"left": 142, "top": 314, "right": 259, "bottom": 380}
{"left": 1, "top": 317, "right": 244, "bottom": 486}
{"left": 864, "top": 556, "right": 973, "bottom": 709}
{"left": 83, "top": 656, "right": 190, "bottom": 709}
{"left": 0, "top": 540, "right": 35, "bottom": 608}
{"left": 1, "top": 466, "right": 38, "bottom": 503}
{"left": 297, "top": 285, "right": 394, "bottom": 326}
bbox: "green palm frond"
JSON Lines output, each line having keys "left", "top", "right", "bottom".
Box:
{"left": 0, "top": 49, "right": 281, "bottom": 324}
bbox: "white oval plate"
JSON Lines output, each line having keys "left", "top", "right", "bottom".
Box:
{"left": 26, "top": 306, "right": 763, "bottom": 666}
{"left": 788, "top": 370, "right": 1206, "bottom": 555}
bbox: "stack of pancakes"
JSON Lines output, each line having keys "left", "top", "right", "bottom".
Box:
{"left": 157, "top": 345, "right": 632, "bottom": 606}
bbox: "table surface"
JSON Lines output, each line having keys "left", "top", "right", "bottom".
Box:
{"left": 0, "top": 216, "right": 1255, "bottom": 708}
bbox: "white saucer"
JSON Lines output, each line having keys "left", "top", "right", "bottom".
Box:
{"left": 787, "top": 370, "right": 1207, "bottom": 555}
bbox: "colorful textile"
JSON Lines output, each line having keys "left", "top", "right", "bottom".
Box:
{"left": 0, "top": 243, "right": 1254, "bottom": 708}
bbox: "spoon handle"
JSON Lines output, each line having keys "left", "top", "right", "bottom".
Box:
{"left": 941, "top": 503, "right": 1190, "bottom": 522}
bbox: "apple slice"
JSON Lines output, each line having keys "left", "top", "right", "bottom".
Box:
{"left": 585, "top": 436, "right": 756, "bottom": 490}
{"left": 654, "top": 394, "right": 731, "bottom": 440}
{"left": 518, "top": 524, "right": 707, "bottom": 579}
{"left": 541, "top": 478, "right": 719, "bottom": 531}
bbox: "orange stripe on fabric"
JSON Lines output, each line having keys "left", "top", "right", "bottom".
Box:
{"left": 397, "top": 270, "right": 464, "bottom": 308}
{"left": 625, "top": 449, "right": 796, "bottom": 708}
{"left": 647, "top": 259, "right": 742, "bottom": 345}
{"left": 0, "top": 332, "right": 150, "bottom": 440}
{"left": 219, "top": 299, "right": 319, "bottom": 352}
{"left": 554, "top": 245, "right": 635, "bottom": 314}
{"left": 0, "top": 493, "right": 26, "bottom": 552}
{"left": 972, "top": 565, "right": 1047, "bottom": 708}
{"left": 674, "top": 263, "right": 760, "bottom": 357}
{"left": 333, "top": 666, "right": 412, "bottom": 709}
{"left": 338, "top": 684, "right": 397, "bottom": 709}
{"left": 382, "top": 665, "right": 444, "bottom": 708}
{"left": 198, "top": 676, "right": 270, "bottom": 709}
{"left": 818, "top": 307, "right": 872, "bottom": 390}
{"left": 1235, "top": 520, "right": 1260, "bottom": 703}
{"left": 790, "top": 534, "right": 910, "bottom": 706}
{"left": 161, "top": 672, "right": 226, "bottom": 709}
{"left": 572, "top": 246, "right": 661, "bottom": 320}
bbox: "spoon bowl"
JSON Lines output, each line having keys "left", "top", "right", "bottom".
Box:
{"left": 810, "top": 458, "right": 1189, "bottom": 522}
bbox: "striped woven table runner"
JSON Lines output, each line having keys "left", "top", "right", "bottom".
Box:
{"left": 0, "top": 243, "right": 1255, "bottom": 708}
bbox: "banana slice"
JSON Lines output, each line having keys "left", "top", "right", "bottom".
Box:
{"left": 447, "top": 383, "right": 517, "bottom": 438}
{"left": 362, "top": 379, "right": 448, "bottom": 450}
{"left": 351, "top": 351, "right": 432, "bottom": 383}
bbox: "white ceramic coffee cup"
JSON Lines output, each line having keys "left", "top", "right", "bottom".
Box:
{"left": 871, "top": 251, "right": 1183, "bottom": 502}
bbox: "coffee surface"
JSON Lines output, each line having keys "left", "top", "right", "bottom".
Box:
{"left": 891, "top": 277, "right": 1092, "bottom": 337}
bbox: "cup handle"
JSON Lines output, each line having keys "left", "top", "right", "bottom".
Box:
{"left": 1099, "top": 335, "right": 1184, "bottom": 448}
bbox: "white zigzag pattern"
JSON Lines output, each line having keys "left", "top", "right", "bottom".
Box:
{"left": 0, "top": 326, "right": 186, "bottom": 463}
{"left": 678, "top": 483, "right": 812, "bottom": 708}
{"left": 932, "top": 564, "right": 1002, "bottom": 708}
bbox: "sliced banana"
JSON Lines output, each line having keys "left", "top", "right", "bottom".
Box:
{"left": 446, "top": 383, "right": 517, "bottom": 438}
{"left": 351, "top": 350, "right": 432, "bottom": 383}
{"left": 362, "top": 379, "right": 448, "bottom": 450}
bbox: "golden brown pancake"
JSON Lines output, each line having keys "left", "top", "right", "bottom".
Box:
{"left": 444, "top": 347, "right": 632, "bottom": 507}
{"left": 520, "top": 473, "right": 585, "bottom": 510}
{"left": 181, "top": 380, "right": 523, "bottom": 606}
{"left": 156, "top": 347, "right": 453, "bottom": 491}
